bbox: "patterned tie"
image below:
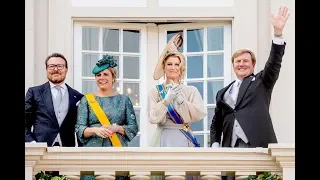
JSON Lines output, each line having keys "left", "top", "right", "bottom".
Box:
{"left": 54, "top": 86, "right": 62, "bottom": 107}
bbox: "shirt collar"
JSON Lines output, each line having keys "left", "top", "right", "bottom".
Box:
{"left": 49, "top": 81, "right": 67, "bottom": 90}
{"left": 235, "top": 78, "right": 242, "bottom": 85}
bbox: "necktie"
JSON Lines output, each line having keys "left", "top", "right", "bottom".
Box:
{"left": 55, "top": 86, "right": 62, "bottom": 107}
{"left": 230, "top": 81, "right": 240, "bottom": 102}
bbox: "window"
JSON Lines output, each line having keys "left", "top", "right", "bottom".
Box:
{"left": 158, "top": 22, "right": 232, "bottom": 147}
{"left": 73, "top": 23, "right": 147, "bottom": 147}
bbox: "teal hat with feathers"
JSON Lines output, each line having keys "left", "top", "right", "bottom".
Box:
{"left": 92, "top": 54, "right": 117, "bottom": 74}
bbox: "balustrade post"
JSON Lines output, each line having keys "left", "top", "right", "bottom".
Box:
{"left": 200, "top": 172, "right": 221, "bottom": 180}
{"left": 235, "top": 171, "right": 257, "bottom": 180}
{"left": 60, "top": 171, "right": 81, "bottom": 180}
{"left": 165, "top": 172, "right": 185, "bottom": 180}
{"left": 25, "top": 162, "right": 35, "bottom": 180}
{"left": 95, "top": 171, "right": 116, "bottom": 180}
{"left": 25, "top": 143, "right": 47, "bottom": 180}
{"left": 130, "top": 171, "right": 151, "bottom": 180}
{"left": 269, "top": 143, "right": 295, "bottom": 180}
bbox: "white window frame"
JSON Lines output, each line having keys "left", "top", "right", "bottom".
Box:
{"left": 158, "top": 22, "right": 232, "bottom": 147}
{"left": 73, "top": 22, "right": 148, "bottom": 147}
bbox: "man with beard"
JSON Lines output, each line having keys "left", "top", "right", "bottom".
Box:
{"left": 25, "top": 53, "right": 83, "bottom": 147}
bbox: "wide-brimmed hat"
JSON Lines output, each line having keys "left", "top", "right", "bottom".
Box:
{"left": 153, "top": 32, "right": 184, "bottom": 80}
{"left": 92, "top": 54, "right": 117, "bottom": 74}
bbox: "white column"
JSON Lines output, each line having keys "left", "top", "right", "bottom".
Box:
{"left": 25, "top": 162, "right": 35, "bottom": 180}
{"left": 282, "top": 167, "right": 295, "bottom": 180}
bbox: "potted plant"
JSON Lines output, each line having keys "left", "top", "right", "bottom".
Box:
{"left": 247, "top": 172, "right": 281, "bottom": 180}
{"left": 35, "top": 171, "right": 69, "bottom": 180}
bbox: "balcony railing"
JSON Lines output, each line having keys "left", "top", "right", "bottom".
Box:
{"left": 25, "top": 143, "right": 294, "bottom": 180}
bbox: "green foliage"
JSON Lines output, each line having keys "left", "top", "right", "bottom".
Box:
{"left": 247, "top": 172, "right": 281, "bottom": 180}
{"left": 35, "top": 171, "right": 69, "bottom": 180}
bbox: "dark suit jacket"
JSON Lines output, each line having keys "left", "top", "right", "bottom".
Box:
{"left": 25, "top": 81, "right": 83, "bottom": 147}
{"left": 210, "top": 41, "right": 286, "bottom": 148}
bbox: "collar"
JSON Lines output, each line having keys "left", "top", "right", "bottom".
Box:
{"left": 235, "top": 78, "right": 242, "bottom": 85}
{"left": 49, "top": 81, "right": 67, "bottom": 90}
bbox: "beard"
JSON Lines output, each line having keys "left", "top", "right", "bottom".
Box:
{"left": 47, "top": 73, "right": 65, "bottom": 84}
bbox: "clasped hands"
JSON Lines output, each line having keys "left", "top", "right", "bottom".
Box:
{"left": 95, "top": 125, "right": 119, "bottom": 139}
{"left": 164, "top": 80, "right": 184, "bottom": 105}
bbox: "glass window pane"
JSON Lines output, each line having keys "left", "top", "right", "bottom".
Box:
{"left": 188, "top": 82, "right": 203, "bottom": 99}
{"left": 207, "top": 27, "right": 224, "bottom": 51}
{"left": 123, "top": 56, "right": 140, "bottom": 79}
{"left": 135, "top": 110, "right": 140, "bottom": 130}
{"left": 82, "top": 27, "right": 99, "bottom": 51}
{"left": 207, "top": 54, "right": 224, "bottom": 77}
{"left": 103, "top": 28, "right": 119, "bottom": 52}
{"left": 82, "top": 80, "right": 98, "bottom": 94}
{"left": 195, "top": 135, "right": 204, "bottom": 147}
{"left": 167, "top": 30, "right": 183, "bottom": 52}
{"left": 207, "top": 80, "right": 224, "bottom": 104}
{"left": 128, "top": 135, "right": 140, "bottom": 147}
{"left": 187, "top": 56, "right": 203, "bottom": 78}
{"left": 82, "top": 54, "right": 119, "bottom": 77}
{"left": 187, "top": 29, "right": 203, "bottom": 52}
{"left": 207, "top": 134, "right": 212, "bottom": 147}
{"left": 114, "top": 56, "right": 120, "bottom": 79}
{"left": 123, "top": 83, "right": 140, "bottom": 106}
{"left": 123, "top": 30, "right": 140, "bottom": 53}
{"left": 112, "top": 82, "right": 120, "bottom": 95}
{"left": 207, "top": 107, "right": 215, "bottom": 131}
{"left": 82, "top": 53, "right": 100, "bottom": 77}
{"left": 191, "top": 119, "right": 203, "bottom": 131}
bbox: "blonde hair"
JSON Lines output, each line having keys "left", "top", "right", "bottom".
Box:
{"left": 162, "top": 51, "right": 186, "bottom": 80}
{"left": 232, "top": 49, "right": 256, "bottom": 65}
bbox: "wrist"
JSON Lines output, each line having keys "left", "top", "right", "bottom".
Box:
{"left": 92, "top": 127, "right": 99, "bottom": 135}
{"left": 114, "top": 125, "right": 120, "bottom": 132}
{"left": 274, "top": 30, "right": 283, "bottom": 38}
{"left": 163, "top": 99, "right": 169, "bottom": 106}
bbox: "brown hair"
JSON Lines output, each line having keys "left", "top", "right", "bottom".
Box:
{"left": 162, "top": 52, "right": 186, "bottom": 80}
{"left": 232, "top": 49, "right": 256, "bottom": 65}
{"left": 45, "top": 53, "right": 68, "bottom": 68}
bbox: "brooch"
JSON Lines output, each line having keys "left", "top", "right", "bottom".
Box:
{"left": 183, "top": 124, "right": 190, "bottom": 132}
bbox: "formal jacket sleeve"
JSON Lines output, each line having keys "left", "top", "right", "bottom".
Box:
{"left": 75, "top": 96, "right": 90, "bottom": 144}
{"left": 25, "top": 88, "right": 36, "bottom": 142}
{"left": 174, "top": 86, "right": 207, "bottom": 124}
{"left": 261, "top": 40, "right": 286, "bottom": 90}
{"left": 122, "top": 95, "right": 139, "bottom": 141}
{"left": 148, "top": 86, "right": 168, "bottom": 124}
{"left": 210, "top": 92, "right": 223, "bottom": 145}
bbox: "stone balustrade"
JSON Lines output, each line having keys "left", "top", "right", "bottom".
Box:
{"left": 25, "top": 143, "right": 294, "bottom": 180}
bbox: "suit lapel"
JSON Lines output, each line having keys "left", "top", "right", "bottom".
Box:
{"left": 218, "top": 81, "right": 235, "bottom": 109}
{"left": 66, "top": 84, "right": 77, "bottom": 111}
{"left": 235, "top": 76, "right": 255, "bottom": 107}
{"left": 40, "top": 82, "right": 59, "bottom": 126}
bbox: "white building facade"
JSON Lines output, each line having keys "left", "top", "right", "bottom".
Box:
{"left": 25, "top": 0, "right": 295, "bottom": 147}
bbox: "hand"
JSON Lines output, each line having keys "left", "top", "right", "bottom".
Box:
{"left": 164, "top": 84, "right": 182, "bottom": 103}
{"left": 94, "top": 127, "right": 113, "bottom": 138}
{"left": 103, "top": 125, "right": 119, "bottom": 134}
{"left": 271, "top": 6, "right": 290, "bottom": 35}
{"left": 211, "top": 142, "right": 220, "bottom": 148}
{"left": 174, "top": 94, "right": 184, "bottom": 105}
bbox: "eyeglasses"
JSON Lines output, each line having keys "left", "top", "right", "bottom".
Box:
{"left": 47, "top": 64, "right": 66, "bottom": 70}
